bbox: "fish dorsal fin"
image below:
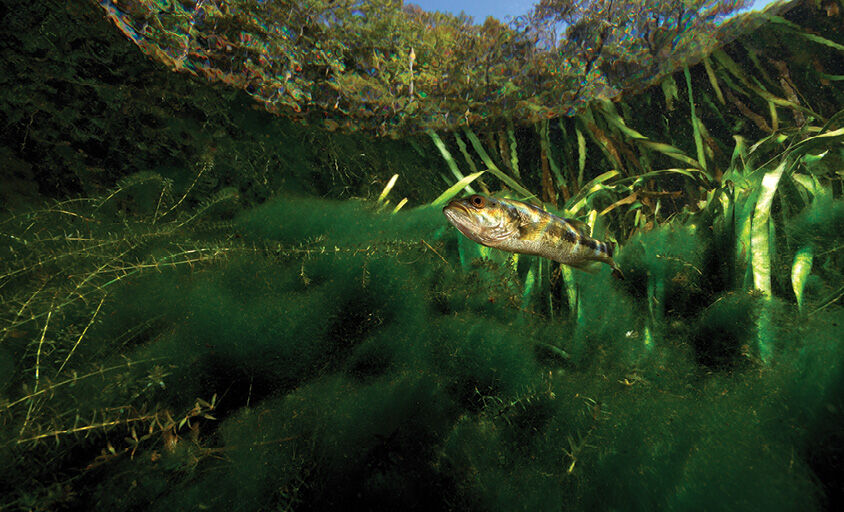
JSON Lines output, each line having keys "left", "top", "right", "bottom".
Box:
{"left": 565, "top": 218, "right": 592, "bottom": 236}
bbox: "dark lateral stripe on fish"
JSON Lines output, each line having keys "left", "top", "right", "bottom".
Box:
{"left": 582, "top": 237, "right": 597, "bottom": 251}
{"left": 562, "top": 228, "right": 578, "bottom": 244}
{"left": 543, "top": 220, "right": 578, "bottom": 245}
{"left": 573, "top": 231, "right": 607, "bottom": 256}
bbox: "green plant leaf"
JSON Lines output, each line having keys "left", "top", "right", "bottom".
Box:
{"left": 565, "top": 170, "right": 619, "bottom": 215}
{"left": 637, "top": 141, "right": 703, "bottom": 169}
{"left": 684, "top": 66, "right": 708, "bottom": 174}
{"left": 785, "top": 127, "right": 844, "bottom": 159}
{"left": 791, "top": 246, "right": 813, "bottom": 312}
{"left": 391, "top": 198, "right": 408, "bottom": 214}
{"left": 703, "top": 56, "right": 725, "bottom": 104}
{"left": 506, "top": 120, "right": 521, "bottom": 178}
{"left": 768, "top": 15, "right": 844, "bottom": 51}
{"left": 463, "top": 128, "right": 535, "bottom": 200}
{"left": 617, "top": 167, "right": 708, "bottom": 184}
{"left": 377, "top": 173, "right": 399, "bottom": 204}
{"left": 751, "top": 160, "right": 789, "bottom": 295}
{"left": 791, "top": 173, "right": 831, "bottom": 201}
{"left": 430, "top": 170, "right": 486, "bottom": 206}
{"left": 576, "top": 126, "right": 587, "bottom": 185}
{"left": 428, "top": 129, "right": 475, "bottom": 194}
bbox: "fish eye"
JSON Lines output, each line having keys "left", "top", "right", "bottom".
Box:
{"left": 469, "top": 195, "right": 486, "bottom": 208}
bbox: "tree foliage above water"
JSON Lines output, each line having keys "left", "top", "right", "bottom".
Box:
{"left": 98, "top": 0, "right": 759, "bottom": 135}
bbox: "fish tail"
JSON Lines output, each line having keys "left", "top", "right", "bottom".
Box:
{"left": 611, "top": 266, "right": 625, "bottom": 280}
{"left": 603, "top": 240, "right": 624, "bottom": 280}
{"left": 605, "top": 240, "right": 617, "bottom": 258}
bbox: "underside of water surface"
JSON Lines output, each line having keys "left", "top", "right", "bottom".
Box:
{"left": 1, "top": 1, "right": 842, "bottom": 510}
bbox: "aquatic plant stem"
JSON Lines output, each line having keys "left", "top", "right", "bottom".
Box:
{"left": 55, "top": 295, "right": 106, "bottom": 378}
{"left": 3, "top": 358, "right": 165, "bottom": 412}
{"left": 21, "top": 302, "right": 54, "bottom": 436}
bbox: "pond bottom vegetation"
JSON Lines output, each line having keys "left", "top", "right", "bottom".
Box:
{"left": 1, "top": 192, "right": 842, "bottom": 511}
{"left": 1, "top": 1, "right": 842, "bottom": 510}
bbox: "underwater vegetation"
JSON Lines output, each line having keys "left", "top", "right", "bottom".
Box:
{"left": 1, "top": 187, "right": 842, "bottom": 510}
{"left": 0, "top": 0, "right": 843, "bottom": 511}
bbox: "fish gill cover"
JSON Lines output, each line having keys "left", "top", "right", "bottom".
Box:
{"left": 1, "top": 0, "right": 843, "bottom": 511}
{"left": 97, "top": 0, "right": 768, "bottom": 135}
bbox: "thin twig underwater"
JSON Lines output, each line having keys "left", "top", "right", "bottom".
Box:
{"left": 443, "top": 194, "right": 624, "bottom": 279}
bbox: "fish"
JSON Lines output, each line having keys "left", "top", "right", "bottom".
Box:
{"left": 443, "top": 194, "right": 624, "bottom": 279}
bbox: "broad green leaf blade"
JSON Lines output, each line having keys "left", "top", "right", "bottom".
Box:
{"left": 565, "top": 170, "right": 619, "bottom": 215}
{"left": 560, "top": 265, "right": 578, "bottom": 318}
{"left": 769, "top": 101, "right": 779, "bottom": 132}
{"left": 430, "top": 170, "right": 486, "bottom": 206}
{"left": 638, "top": 141, "right": 703, "bottom": 169}
{"left": 768, "top": 16, "right": 844, "bottom": 51}
{"left": 751, "top": 160, "right": 788, "bottom": 295}
{"left": 791, "top": 246, "right": 813, "bottom": 312}
{"left": 391, "top": 198, "right": 408, "bottom": 214}
{"left": 616, "top": 167, "right": 708, "bottom": 184}
{"left": 735, "top": 185, "right": 761, "bottom": 289}
{"left": 703, "top": 56, "right": 725, "bottom": 104}
{"left": 538, "top": 120, "right": 565, "bottom": 188}
{"left": 791, "top": 173, "right": 830, "bottom": 200}
{"left": 727, "top": 135, "right": 747, "bottom": 177}
{"left": 464, "top": 128, "right": 535, "bottom": 199}
{"left": 523, "top": 264, "right": 537, "bottom": 303}
{"left": 661, "top": 75, "right": 679, "bottom": 110}
{"left": 428, "top": 129, "right": 475, "bottom": 194}
{"left": 506, "top": 121, "right": 521, "bottom": 178}
{"left": 785, "top": 127, "right": 844, "bottom": 159}
{"left": 377, "top": 173, "right": 398, "bottom": 203}
{"left": 684, "top": 66, "right": 708, "bottom": 174}
{"left": 576, "top": 127, "right": 587, "bottom": 184}
{"left": 599, "top": 101, "right": 646, "bottom": 140}
{"left": 454, "top": 131, "right": 479, "bottom": 173}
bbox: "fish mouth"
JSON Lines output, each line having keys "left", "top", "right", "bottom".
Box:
{"left": 442, "top": 201, "right": 468, "bottom": 221}
{"left": 443, "top": 199, "right": 468, "bottom": 212}
{"left": 443, "top": 202, "right": 483, "bottom": 242}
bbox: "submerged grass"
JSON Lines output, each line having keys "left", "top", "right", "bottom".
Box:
{"left": 1, "top": 180, "right": 841, "bottom": 509}
{"left": 1, "top": 1, "right": 842, "bottom": 510}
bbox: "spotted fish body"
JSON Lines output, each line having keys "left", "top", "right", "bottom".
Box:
{"left": 443, "top": 195, "right": 623, "bottom": 279}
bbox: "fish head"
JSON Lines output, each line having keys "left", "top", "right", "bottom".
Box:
{"left": 443, "top": 195, "right": 521, "bottom": 247}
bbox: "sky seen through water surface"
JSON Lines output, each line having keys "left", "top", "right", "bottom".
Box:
{"left": 410, "top": 0, "right": 786, "bottom": 24}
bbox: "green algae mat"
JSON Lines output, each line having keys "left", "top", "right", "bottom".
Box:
{"left": 1, "top": 1, "right": 843, "bottom": 510}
